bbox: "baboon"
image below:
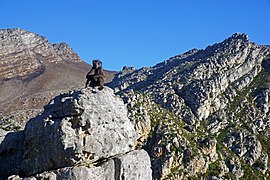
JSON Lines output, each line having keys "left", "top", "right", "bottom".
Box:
{"left": 85, "top": 59, "right": 105, "bottom": 90}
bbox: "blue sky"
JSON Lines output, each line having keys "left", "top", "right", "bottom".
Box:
{"left": 0, "top": 0, "right": 270, "bottom": 70}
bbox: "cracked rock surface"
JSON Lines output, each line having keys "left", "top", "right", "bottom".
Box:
{"left": 0, "top": 87, "right": 151, "bottom": 179}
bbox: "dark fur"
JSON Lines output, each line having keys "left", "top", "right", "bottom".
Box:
{"left": 85, "top": 60, "right": 105, "bottom": 90}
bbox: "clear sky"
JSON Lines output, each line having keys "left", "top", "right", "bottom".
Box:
{"left": 0, "top": 0, "right": 270, "bottom": 71}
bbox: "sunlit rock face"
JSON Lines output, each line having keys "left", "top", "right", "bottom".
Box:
{"left": 0, "top": 87, "right": 152, "bottom": 179}
{"left": 108, "top": 33, "right": 270, "bottom": 179}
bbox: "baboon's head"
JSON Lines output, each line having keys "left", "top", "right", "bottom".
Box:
{"left": 92, "top": 59, "right": 102, "bottom": 69}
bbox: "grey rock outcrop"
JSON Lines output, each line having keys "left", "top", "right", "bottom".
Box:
{"left": 53, "top": 42, "right": 82, "bottom": 63}
{"left": 108, "top": 33, "right": 270, "bottom": 121}
{"left": 0, "top": 130, "right": 24, "bottom": 177}
{"left": 119, "top": 90, "right": 152, "bottom": 143}
{"left": 226, "top": 157, "right": 244, "bottom": 179}
{"left": 0, "top": 87, "right": 151, "bottom": 179}
{"left": 107, "top": 33, "right": 270, "bottom": 179}
{"left": 22, "top": 87, "right": 138, "bottom": 176}
{"left": 224, "top": 130, "right": 262, "bottom": 165}
{"left": 9, "top": 150, "right": 151, "bottom": 180}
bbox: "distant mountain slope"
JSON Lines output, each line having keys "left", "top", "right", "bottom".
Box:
{"left": 108, "top": 33, "right": 270, "bottom": 179}
{"left": 0, "top": 28, "right": 115, "bottom": 126}
{"left": 108, "top": 33, "right": 270, "bottom": 122}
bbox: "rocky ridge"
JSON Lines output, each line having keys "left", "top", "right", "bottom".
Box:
{"left": 0, "top": 28, "right": 81, "bottom": 79}
{"left": 0, "top": 87, "right": 152, "bottom": 179}
{"left": 108, "top": 33, "right": 270, "bottom": 179}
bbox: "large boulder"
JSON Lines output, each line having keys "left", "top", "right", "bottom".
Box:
{"left": 21, "top": 87, "right": 138, "bottom": 176}
{"left": 1, "top": 87, "right": 152, "bottom": 179}
{"left": 13, "top": 150, "right": 151, "bottom": 180}
{"left": 0, "top": 130, "right": 24, "bottom": 177}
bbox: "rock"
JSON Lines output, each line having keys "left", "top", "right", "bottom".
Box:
{"left": 255, "top": 88, "right": 270, "bottom": 117}
{"left": 21, "top": 87, "right": 138, "bottom": 176}
{"left": 1, "top": 87, "right": 152, "bottom": 179}
{"left": 226, "top": 157, "right": 244, "bottom": 179}
{"left": 0, "top": 128, "right": 9, "bottom": 142}
{"left": 210, "top": 176, "right": 223, "bottom": 180}
{"left": 119, "top": 90, "right": 151, "bottom": 143}
{"left": 219, "top": 160, "right": 229, "bottom": 177}
{"left": 120, "top": 66, "right": 136, "bottom": 77}
{"left": 172, "top": 137, "right": 180, "bottom": 148}
{"left": 190, "top": 155, "right": 208, "bottom": 175}
{"left": 113, "top": 149, "right": 152, "bottom": 180}
{"left": 198, "top": 138, "right": 218, "bottom": 162}
{"left": 16, "top": 150, "right": 151, "bottom": 180}
{"left": 108, "top": 33, "right": 270, "bottom": 121}
{"left": 224, "top": 131, "right": 262, "bottom": 165}
{"left": 253, "top": 152, "right": 268, "bottom": 174}
{"left": 0, "top": 131, "right": 24, "bottom": 177}
{"left": 255, "top": 119, "right": 265, "bottom": 131}
{"left": 198, "top": 138, "right": 217, "bottom": 155}
{"left": 106, "top": 33, "right": 270, "bottom": 179}
{"left": 53, "top": 42, "right": 82, "bottom": 63}
{"left": 7, "top": 175, "right": 22, "bottom": 180}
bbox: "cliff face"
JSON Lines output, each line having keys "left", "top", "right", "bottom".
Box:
{"left": 0, "top": 29, "right": 115, "bottom": 130}
{"left": 0, "top": 87, "right": 152, "bottom": 179}
{"left": 108, "top": 33, "right": 270, "bottom": 179}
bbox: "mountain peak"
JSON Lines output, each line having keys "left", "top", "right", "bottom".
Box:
{"left": 53, "top": 42, "right": 82, "bottom": 63}
{"left": 0, "top": 28, "right": 27, "bottom": 33}
{"left": 107, "top": 33, "right": 270, "bottom": 179}
{"left": 0, "top": 28, "right": 82, "bottom": 79}
{"left": 230, "top": 32, "right": 249, "bottom": 42}
{"left": 108, "top": 33, "right": 269, "bottom": 120}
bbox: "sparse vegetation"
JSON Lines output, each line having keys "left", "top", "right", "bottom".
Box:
{"left": 204, "top": 161, "right": 222, "bottom": 178}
